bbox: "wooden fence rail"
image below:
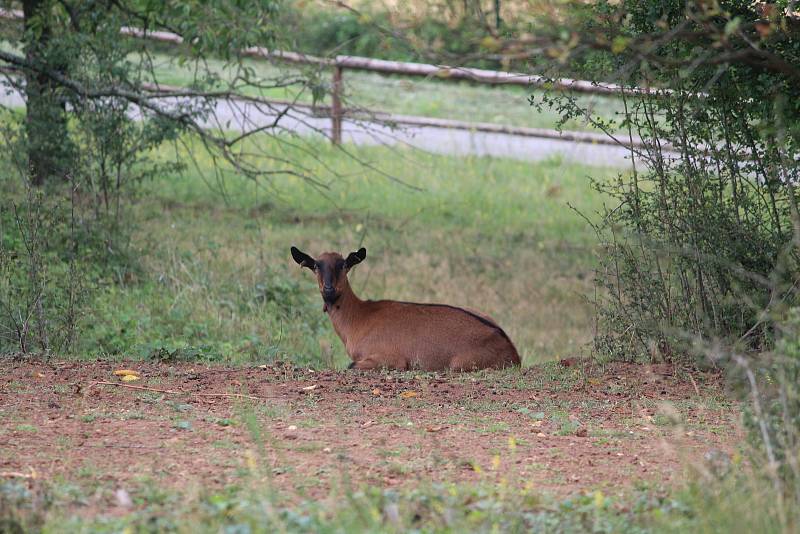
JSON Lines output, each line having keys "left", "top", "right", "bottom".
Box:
{"left": 0, "top": 8, "right": 658, "bottom": 145}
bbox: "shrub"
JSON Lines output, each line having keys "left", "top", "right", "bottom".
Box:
{"left": 543, "top": 0, "right": 800, "bottom": 523}
{"left": 538, "top": 1, "right": 800, "bottom": 362}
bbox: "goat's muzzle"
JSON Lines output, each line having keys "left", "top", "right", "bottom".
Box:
{"left": 322, "top": 286, "right": 338, "bottom": 305}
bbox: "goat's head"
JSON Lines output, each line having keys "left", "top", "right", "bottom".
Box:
{"left": 291, "top": 246, "right": 366, "bottom": 310}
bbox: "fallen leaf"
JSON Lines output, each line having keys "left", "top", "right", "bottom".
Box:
{"left": 113, "top": 369, "right": 139, "bottom": 377}
{"left": 425, "top": 426, "right": 444, "bottom": 433}
{"left": 361, "top": 420, "right": 376, "bottom": 428}
{"left": 531, "top": 420, "right": 543, "bottom": 428}
{"left": 372, "top": 388, "right": 382, "bottom": 396}
{"left": 0, "top": 467, "right": 37, "bottom": 479}
{"left": 35, "top": 372, "right": 45, "bottom": 378}
{"left": 536, "top": 432, "right": 547, "bottom": 438}
{"left": 400, "top": 391, "right": 418, "bottom": 399}
{"left": 121, "top": 375, "right": 140, "bottom": 382}
{"left": 588, "top": 378, "right": 602, "bottom": 386}
{"left": 301, "top": 385, "right": 318, "bottom": 391}
{"left": 287, "top": 425, "right": 298, "bottom": 431}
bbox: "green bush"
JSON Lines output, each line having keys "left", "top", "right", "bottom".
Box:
{"left": 277, "top": 3, "right": 520, "bottom": 69}
{"left": 545, "top": 1, "right": 800, "bottom": 524}
{"left": 0, "top": 180, "right": 127, "bottom": 355}
{"left": 752, "top": 307, "right": 800, "bottom": 498}
{"left": 542, "top": 0, "right": 800, "bottom": 362}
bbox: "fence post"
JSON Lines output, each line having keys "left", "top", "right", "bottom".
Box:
{"left": 331, "top": 64, "right": 343, "bottom": 145}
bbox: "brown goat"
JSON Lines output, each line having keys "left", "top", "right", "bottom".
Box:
{"left": 291, "top": 246, "right": 521, "bottom": 371}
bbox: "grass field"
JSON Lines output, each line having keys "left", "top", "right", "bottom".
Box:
{"left": 70, "top": 137, "right": 616, "bottom": 367}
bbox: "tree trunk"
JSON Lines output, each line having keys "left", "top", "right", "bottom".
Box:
{"left": 22, "top": 0, "right": 72, "bottom": 186}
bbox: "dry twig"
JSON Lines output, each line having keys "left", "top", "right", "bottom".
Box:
{"left": 85, "top": 380, "right": 277, "bottom": 401}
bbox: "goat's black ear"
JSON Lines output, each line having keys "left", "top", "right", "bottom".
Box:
{"left": 291, "top": 246, "right": 316, "bottom": 270}
{"left": 344, "top": 247, "right": 366, "bottom": 269}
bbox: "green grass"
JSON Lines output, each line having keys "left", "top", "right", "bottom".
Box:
{"left": 1, "top": 448, "right": 789, "bottom": 534}
{"left": 66, "top": 137, "right": 615, "bottom": 366}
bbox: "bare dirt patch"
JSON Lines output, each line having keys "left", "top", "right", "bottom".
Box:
{"left": 0, "top": 359, "right": 740, "bottom": 510}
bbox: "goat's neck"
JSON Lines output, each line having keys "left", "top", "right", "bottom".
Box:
{"left": 326, "top": 280, "right": 365, "bottom": 344}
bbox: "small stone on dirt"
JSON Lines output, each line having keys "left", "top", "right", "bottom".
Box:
{"left": 384, "top": 503, "right": 401, "bottom": 525}
{"left": 115, "top": 488, "right": 133, "bottom": 508}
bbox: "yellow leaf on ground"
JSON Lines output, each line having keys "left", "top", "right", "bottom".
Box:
{"left": 121, "top": 374, "right": 140, "bottom": 382}
{"left": 113, "top": 369, "right": 139, "bottom": 377}
{"left": 400, "top": 391, "right": 418, "bottom": 399}
{"left": 371, "top": 388, "right": 381, "bottom": 396}
{"left": 594, "top": 490, "right": 605, "bottom": 508}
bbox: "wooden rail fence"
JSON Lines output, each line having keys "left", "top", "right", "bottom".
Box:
{"left": 0, "top": 8, "right": 659, "bottom": 146}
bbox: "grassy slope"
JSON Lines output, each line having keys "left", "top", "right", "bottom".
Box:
{"left": 80, "top": 138, "right": 615, "bottom": 366}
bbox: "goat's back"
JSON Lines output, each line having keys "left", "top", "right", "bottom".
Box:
{"left": 347, "top": 300, "right": 520, "bottom": 371}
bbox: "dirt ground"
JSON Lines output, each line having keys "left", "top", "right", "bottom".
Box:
{"left": 0, "top": 358, "right": 741, "bottom": 508}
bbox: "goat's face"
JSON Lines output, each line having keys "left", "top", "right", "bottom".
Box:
{"left": 291, "top": 247, "right": 366, "bottom": 309}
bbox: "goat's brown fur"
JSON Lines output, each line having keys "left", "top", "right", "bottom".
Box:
{"left": 291, "top": 246, "right": 521, "bottom": 371}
